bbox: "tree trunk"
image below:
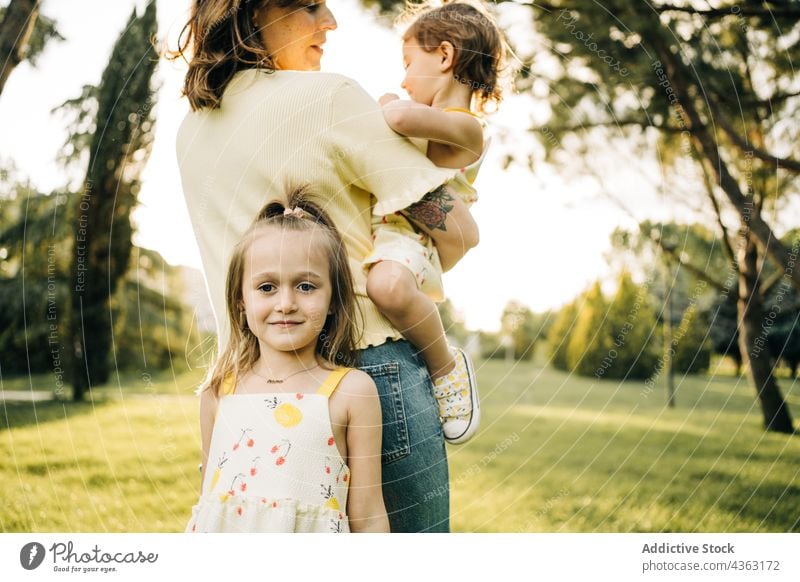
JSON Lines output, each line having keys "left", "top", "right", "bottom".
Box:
{"left": 737, "top": 231, "right": 795, "bottom": 434}
{"left": 0, "top": 0, "right": 39, "bottom": 96}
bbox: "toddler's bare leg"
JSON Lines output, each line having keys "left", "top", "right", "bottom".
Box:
{"left": 367, "top": 261, "right": 455, "bottom": 379}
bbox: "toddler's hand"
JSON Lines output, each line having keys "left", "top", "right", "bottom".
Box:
{"left": 379, "top": 93, "right": 400, "bottom": 107}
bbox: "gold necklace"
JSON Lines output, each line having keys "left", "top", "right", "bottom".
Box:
{"left": 251, "top": 363, "right": 320, "bottom": 384}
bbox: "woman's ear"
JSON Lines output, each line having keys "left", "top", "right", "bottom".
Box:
{"left": 438, "top": 41, "right": 455, "bottom": 72}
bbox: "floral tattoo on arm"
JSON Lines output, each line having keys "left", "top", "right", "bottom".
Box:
{"left": 403, "top": 185, "right": 454, "bottom": 232}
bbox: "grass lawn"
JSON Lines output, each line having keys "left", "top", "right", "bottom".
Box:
{"left": 1, "top": 361, "right": 798, "bottom": 532}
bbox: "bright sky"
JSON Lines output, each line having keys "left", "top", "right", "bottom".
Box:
{"left": 2, "top": 0, "right": 797, "bottom": 331}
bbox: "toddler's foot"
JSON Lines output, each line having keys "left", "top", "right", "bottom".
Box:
{"left": 431, "top": 347, "right": 480, "bottom": 444}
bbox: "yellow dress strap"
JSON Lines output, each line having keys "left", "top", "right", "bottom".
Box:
{"left": 443, "top": 106, "right": 480, "bottom": 118}
{"left": 220, "top": 373, "right": 237, "bottom": 396}
{"left": 316, "top": 368, "right": 351, "bottom": 398}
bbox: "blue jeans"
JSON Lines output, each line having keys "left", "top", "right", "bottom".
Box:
{"left": 358, "top": 339, "right": 450, "bottom": 532}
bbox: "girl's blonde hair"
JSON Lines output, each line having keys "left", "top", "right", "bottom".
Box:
{"left": 401, "top": 1, "right": 508, "bottom": 114}
{"left": 204, "top": 185, "right": 362, "bottom": 397}
{"left": 167, "top": 0, "right": 301, "bottom": 111}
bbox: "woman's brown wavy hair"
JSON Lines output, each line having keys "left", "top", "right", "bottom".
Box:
{"left": 401, "top": 1, "right": 508, "bottom": 114}
{"left": 167, "top": 0, "right": 300, "bottom": 111}
{"left": 203, "top": 184, "right": 363, "bottom": 397}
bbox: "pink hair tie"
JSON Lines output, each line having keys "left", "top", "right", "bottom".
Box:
{"left": 283, "top": 207, "right": 306, "bottom": 219}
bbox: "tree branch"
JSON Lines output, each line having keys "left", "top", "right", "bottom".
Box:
{"left": 707, "top": 96, "right": 800, "bottom": 174}
{"left": 655, "top": 3, "right": 800, "bottom": 18}
{"left": 699, "top": 159, "right": 737, "bottom": 266}
{"left": 649, "top": 28, "right": 800, "bottom": 292}
{"left": 538, "top": 119, "right": 685, "bottom": 135}
{"left": 759, "top": 269, "right": 787, "bottom": 299}
{"left": 0, "top": 0, "right": 40, "bottom": 95}
{"left": 652, "top": 235, "right": 730, "bottom": 294}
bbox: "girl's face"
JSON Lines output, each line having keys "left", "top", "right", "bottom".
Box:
{"left": 240, "top": 226, "right": 333, "bottom": 358}
{"left": 255, "top": 1, "right": 337, "bottom": 71}
{"left": 401, "top": 38, "right": 449, "bottom": 105}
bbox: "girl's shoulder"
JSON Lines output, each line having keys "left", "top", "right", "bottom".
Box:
{"left": 333, "top": 368, "right": 378, "bottom": 399}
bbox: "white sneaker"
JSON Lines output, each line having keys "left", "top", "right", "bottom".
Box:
{"left": 432, "top": 347, "right": 480, "bottom": 444}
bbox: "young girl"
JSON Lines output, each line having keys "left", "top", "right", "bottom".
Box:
{"left": 365, "top": 1, "right": 507, "bottom": 444}
{"left": 186, "top": 186, "right": 389, "bottom": 533}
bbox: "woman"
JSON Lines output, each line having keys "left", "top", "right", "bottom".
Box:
{"left": 172, "top": 0, "right": 478, "bottom": 532}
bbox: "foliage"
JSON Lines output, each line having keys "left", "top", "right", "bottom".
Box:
{"left": 500, "top": 300, "right": 542, "bottom": 360}
{"left": 438, "top": 298, "right": 470, "bottom": 345}
{"left": 61, "top": 1, "right": 159, "bottom": 397}
{"left": 0, "top": 184, "right": 199, "bottom": 380}
{"left": 566, "top": 281, "right": 611, "bottom": 376}
{"left": 602, "top": 272, "right": 660, "bottom": 379}
{"left": 547, "top": 299, "right": 578, "bottom": 371}
{"left": 708, "top": 291, "right": 741, "bottom": 373}
{"left": 672, "top": 304, "right": 712, "bottom": 375}
{"left": 0, "top": 4, "right": 63, "bottom": 66}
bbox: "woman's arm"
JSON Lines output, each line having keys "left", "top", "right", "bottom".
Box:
{"left": 342, "top": 371, "right": 390, "bottom": 533}
{"left": 403, "top": 184, "right": 479, "bottom": 271}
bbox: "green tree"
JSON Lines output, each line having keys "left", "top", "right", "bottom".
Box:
{"left": 529, "top": 0, "right": 797, "bottom": 432}
{"left": 0, "top": 186, "right": 72, "bottom": 379}
{"left": 64, "top": 1, "right": 158, "bottom": 400}
{"left": 764, "top": 230, "right": 800, "bottom": 377}
{"left": 112, "top": 247, "right": 201, "bottom": 373}
{"left": 672, "top": 304, "right": 712, "bottom": 375}
{"left": 709, "top": 292, "right": 742, "bottom": 374}
{"left": 0, "top": 178, "right": 200, "bottom": 386}
{"left": 500, "top": 300, "right": 540, "bottom": 360}
{"left": 437, "top": 298, "right": 469, "bottom": 346}
{"left": 602, "top": 272, "right": 659, "bottom": 380}
{"left": 479, "top": 330, "right": 503, "bottom": 360}
{"left": 567, "top": 282, "right": 611, "bottom": 376}
{"left": 547, "top": 299, "right": 578, "bottom": 371}
{"left": 0, "top": 0, "right": 63, "bottom": 96}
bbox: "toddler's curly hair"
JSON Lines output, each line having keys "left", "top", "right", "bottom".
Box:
{"left": 402, "top": 1, "right": 508, "bottom": 113}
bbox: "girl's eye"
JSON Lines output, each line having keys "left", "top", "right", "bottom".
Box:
{"left": 258, "top": 283, "right": 275, "bottom": 293}
{"left": 298, "top": 283, "right": 315, "bottom": 292}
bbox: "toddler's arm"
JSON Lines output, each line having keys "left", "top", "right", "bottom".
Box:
{"left": 402, "top": 184, "right": 479, "bottom": 272}
{"left": 380, "top": 96, "right": 483, "bottom": 161}
{"left": 342, "top": 370, "right": 390, "bottom": 533}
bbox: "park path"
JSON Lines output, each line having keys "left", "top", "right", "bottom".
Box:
{"left": 0, "top": 390, "right": 54, "bottom": 402}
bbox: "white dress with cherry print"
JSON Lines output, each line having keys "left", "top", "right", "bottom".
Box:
{"left": 186, "top": 368, "right": 353, "bottom": 533}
